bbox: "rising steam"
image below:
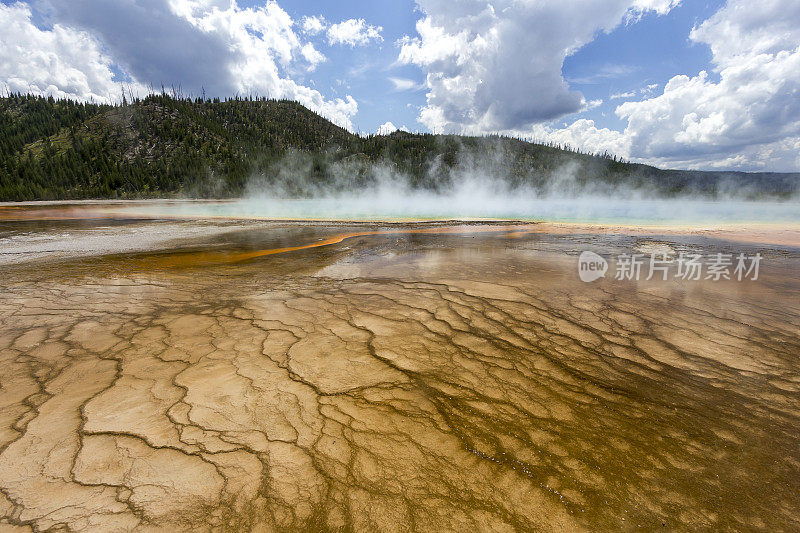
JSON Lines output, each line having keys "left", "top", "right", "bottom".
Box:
{"left": 232, "top": 145, "right": 800, "bottom": 224}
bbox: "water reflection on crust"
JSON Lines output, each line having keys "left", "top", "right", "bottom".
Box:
{"left": 0, "top": 220, "right": 798, "bottom": 531}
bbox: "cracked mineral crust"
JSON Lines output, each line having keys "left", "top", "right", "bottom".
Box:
{"left": 0, "top": 218, "right": 798, "bottom": 531}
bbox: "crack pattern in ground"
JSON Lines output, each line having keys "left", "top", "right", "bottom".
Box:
{"left": 0, "top": 239, "right": 798, "bottom": 532}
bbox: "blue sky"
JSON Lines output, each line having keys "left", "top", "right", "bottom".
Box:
{"left": 273, "top": 0, "right": 426, "bottom": 134}
{"left": 266, "top": 0, "right": 726, "bottom": 136}
{"left": 1, "top": 0, "right": 799, "bottom": 171}
{"left": 562, "top": 0, "right": 724, "bottom": 132}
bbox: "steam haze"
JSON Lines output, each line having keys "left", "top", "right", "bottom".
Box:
{"left": 233, "top": 148, "right": 800, "bottom": 224}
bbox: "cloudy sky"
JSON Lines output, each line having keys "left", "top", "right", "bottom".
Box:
{"left": 1, "top": 0, "right": 799, "bottom": 171}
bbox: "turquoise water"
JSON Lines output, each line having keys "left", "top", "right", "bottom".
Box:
{"left": 118, "top": 197, "right": 800, "bottom": 225}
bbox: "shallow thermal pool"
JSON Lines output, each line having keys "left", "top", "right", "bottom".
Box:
{"left": 112, "top": 196, "right": 800, "bottom": 225}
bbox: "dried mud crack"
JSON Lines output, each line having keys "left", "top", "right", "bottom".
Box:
{"left": 0, "top": 225, "right": 798, "bottom": 531}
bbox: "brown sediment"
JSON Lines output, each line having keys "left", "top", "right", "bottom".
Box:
{"left": 0, "top": 219, "right": 799, "bottom": 531}
{"left": 509, "top": 221, "right": 800, "bottom": 248}
{"left": 135, "top": 224, "right": 535, "bottom": 269}
{"left": 0, "top": 204, "right": 122, "bottom": 221}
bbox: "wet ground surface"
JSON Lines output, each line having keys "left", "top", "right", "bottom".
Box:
{"left": 0, "top": 211, "right": 799, "bottom": 531}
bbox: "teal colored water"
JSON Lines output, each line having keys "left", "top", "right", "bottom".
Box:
{"left": 118, "top": 197, "right": 800, "bottom": 225}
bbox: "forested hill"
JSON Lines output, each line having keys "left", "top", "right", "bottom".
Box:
{"left": 1, "top": 93, "right": 798, "bottom": 201}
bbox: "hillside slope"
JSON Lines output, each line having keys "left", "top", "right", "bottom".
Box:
{"left": 1, "top": 93, "right": 798, "bottom": 201}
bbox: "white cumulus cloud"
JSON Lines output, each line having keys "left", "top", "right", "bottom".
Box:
{"left": 631, "top": 0, "right": 682, "bottom": 15}
{"left": 584, "top": 99, "right": 603, "bottom": 110}
{"left": 300, "top": 15, "right": 326, "bottom": 35}
{"left": 2, "top": 0, "right": 357, "bottom": 129}
{"left": 327, "top": 18, "right": 383, "bottom": 47}
{"left": 512, "top": 0, "right": 800, "bottom": 170}
{"left": 377, "top": 121, "right": 409, "bottom": 135}
{"left": 532, "top": 119, "right": 630, "bottom": 157}
{"left": 0, "top": 3, "right": 145, "bottom": 102}
{"left": 615, "top": 0, "right": 800, "bottom": 169}
{"left": 398, "top": 0, "right": 680, "bottom": 134}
